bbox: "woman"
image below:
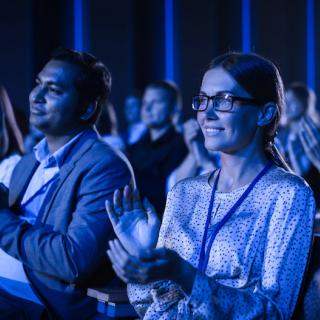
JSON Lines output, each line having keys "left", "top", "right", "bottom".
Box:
{"left": 0, "top": 85, "right": 24, "bottom": 186}
{"left": 106, "top": 52, "right": 315, "bottom": 319}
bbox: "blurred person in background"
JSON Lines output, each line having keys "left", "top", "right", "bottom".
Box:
{"left": 96, "top": 101, "right": 126, "bottom": 151}
{"left": 283, "top": 82, "right": 320, "bottom": 208}
{"left": 127, "top": 80, "right": 188, "bottom": 216}
{"left": 167, "top": 118, "right": 220, "bottom": 190}
{"left": 0, "top": 85, "right": 24, "bottom": 186}
{"left": 121, "top": 91, "right": 147, "bottom": 146}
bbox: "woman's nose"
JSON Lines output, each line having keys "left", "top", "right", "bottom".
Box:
{"left": 204, "top": 100, "right": 219, "bottom": 119}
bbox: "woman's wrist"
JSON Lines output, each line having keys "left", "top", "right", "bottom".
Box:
{"left": 171, "top": 255, "right": 197, "bottom": 294}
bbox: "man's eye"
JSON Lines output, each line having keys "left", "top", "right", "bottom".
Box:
{"left": 49, "top": 87, "right": 61, "bottom": 94}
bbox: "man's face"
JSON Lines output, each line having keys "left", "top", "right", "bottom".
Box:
{"left": 141, "top": 88, "right": 173, "bottom": 129}
{"left": 29, "top": 60, "right": 83, "bottom": 136}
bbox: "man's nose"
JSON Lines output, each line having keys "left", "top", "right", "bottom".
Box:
{"left": 30, "top": 86, "right": 46, "bottom": 103}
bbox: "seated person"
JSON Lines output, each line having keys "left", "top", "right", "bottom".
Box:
{"left": 106, "top": 52, "right": 315, "bottom": 319}
{"left": 0, "top": 48, "right": 131, "bottom": 319}
{"left": 0, "top": 85, "right": 24, "bottom": 186}
{"left": 121, "top": 91, "right": 147, "bottom": 146}
{"left": 283, "top": 82, "right": 320, "bottom": 208}
{"left": 127, "top": 80, "right": 188, "bottom": 215}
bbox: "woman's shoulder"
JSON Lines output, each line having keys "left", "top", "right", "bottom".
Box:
{"left": 267, "top": 165, "right": 313, "bottom": 195}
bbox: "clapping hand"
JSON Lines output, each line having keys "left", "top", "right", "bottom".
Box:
{"left": 106, "top": 185, "right": 160, "bottom": 256}
{"left": 299, "top": 116, "right": 320, "bottom": 171}
{"left": 107, "top": 239, "right": 195, "bottom": 293}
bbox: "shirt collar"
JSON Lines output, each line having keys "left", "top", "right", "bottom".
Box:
{"left": 33, "top": 129, "right": 90, "bottom": 169}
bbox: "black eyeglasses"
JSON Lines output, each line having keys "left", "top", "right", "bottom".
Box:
{"left": 192, "top": 93, "right": 261, "bottom": 112}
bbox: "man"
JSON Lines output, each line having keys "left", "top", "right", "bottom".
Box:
{"left": 127, "top": 81, "right": 188, "bottom": 216}
{"left": 121, "top": 92, "right": 147, "bottom": 146}
{"left": 0, "top": 48, "right": 131, "bottom": 319}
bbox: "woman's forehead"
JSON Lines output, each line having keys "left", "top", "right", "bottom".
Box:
{"left": 201, "top": 67, "right": 252, "bottom": 98}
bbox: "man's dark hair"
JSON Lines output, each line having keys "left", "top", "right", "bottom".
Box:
{"left": 287, "top": 82, "right": 311, "bottom": 108}
{"left": 145, "top": 80, "right": 181, "bottom": 111}
{"left": 51, "top": 47, "right": 112, "bottom": 125}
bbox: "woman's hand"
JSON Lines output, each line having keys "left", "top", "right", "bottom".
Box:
{"left": 107, "top": 239, "right": 196, "bottom": 293}
{"left": 299, "top": 116, "right": 320, "bottom": 172}
{"left": 106, "top": 185, "right": 160, "bottom": 256}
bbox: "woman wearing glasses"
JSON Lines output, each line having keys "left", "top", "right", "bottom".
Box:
{"left": 106, "top": 52, "right": 315, "bottom": 319}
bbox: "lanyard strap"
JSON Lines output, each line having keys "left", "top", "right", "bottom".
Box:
{"left": 20, "top": 174, "right": 59, "bottom": 210}
{"left": 198, "top": 161, "right": 273, "bottom": 274}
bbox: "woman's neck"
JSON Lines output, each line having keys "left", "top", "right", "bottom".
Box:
{"left": 212, "top": 143, "right": 269, "bottom": 192}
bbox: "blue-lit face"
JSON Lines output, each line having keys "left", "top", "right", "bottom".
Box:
{"left": 141, "top": 88, "right": 172, "bottom": 129}
{"left": 197, "top": 67, "right": 261, "bottom": 154}
{"left": 29, "top": 60, "right": 83, "bottom": 136}
{"left": 124, "top": 95, "right": 141, "bottom": 124}
{"left": 285, "top": 90, "right": 306, "bottom": 123}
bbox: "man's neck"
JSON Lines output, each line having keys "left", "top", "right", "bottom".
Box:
{"left": 45, "top": 128, "right": 86, "bottom": 154}
{"left": 149, "top": 124, "right": 171, "bottom": 142}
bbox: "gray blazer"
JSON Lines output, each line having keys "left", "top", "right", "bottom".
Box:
{"left": 0, "top": 131, "right": 131, "bottom": 319}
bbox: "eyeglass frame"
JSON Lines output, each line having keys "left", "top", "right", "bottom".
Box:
{"left": 192, "top": 93, "right": 262, "bottom": 112}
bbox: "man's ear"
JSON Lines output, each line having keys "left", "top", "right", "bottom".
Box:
{"left": 80, "top": 101, "right": 98, "bottom": 121}
{"left": 257, "top": 102, "right": 277, "bottom": 126}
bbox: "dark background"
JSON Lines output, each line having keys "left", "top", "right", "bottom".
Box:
{"left": 0, "top": 0, "right": 319, "bottom": 131}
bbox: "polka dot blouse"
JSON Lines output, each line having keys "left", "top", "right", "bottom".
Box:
{"left": 128, "top": 165, "right": 315, "bottom": 319}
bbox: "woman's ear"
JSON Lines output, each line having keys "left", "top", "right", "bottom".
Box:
{"left": 80, "top": 101, "right": 98, "bottom": 121}
{"left": 257, "top": 102, "right": 277, "bottom": 126}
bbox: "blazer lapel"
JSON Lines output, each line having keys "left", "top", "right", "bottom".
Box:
{"left": 9, "top": 154, "right": 39, "bottom": 209}
{"left": 39, "top": 134, "right": 97, "bottom": 223}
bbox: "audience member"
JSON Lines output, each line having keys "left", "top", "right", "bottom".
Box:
{"left": 127, "top": 80, "right": 188, "bottom": 215}
{"left": 283, "top": 82, "right": 320, "bottom": 208}
{"left": 167, "top": 118, "right": 219, "bottom": 190}
{"left": 96, "top": 101, "right": 126, "bottom": 151}
{"left": 106, "top": 52, "right": 315, "bottom": 319}
{"left": 121, "top": 92, "right": 147, "bottom": 146}
{"left": 0, "top": 48, "right": 131, "bottom": 319}
{"left": 0, "top": 86, "right": 24, "bottom": 186}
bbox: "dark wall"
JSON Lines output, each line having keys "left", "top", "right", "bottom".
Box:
{"left": 0, "top": 0, "right": 318, "bottom": 131}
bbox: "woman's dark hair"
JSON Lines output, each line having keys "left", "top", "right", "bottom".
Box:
{"left": 0, "top": 86, "right": 24, "bottom": 158}
{"left": 208, "top": 52, "right": 289, "bottom": 170}
{"left": 51, "top": 47, "right": 112, "bottom": 125}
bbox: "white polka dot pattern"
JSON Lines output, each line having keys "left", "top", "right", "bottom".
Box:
{"left": 128, "top": 166, "right": 315, "bottom": 319}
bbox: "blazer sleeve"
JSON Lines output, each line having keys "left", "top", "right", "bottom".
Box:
{"left": 0, "top": 154, "right": 131, "bottom": 283}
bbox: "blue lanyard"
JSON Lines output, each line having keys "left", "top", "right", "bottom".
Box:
{"left": 20, "top": 174, "right": 59, "bottom": 210}
{"left": 198, "top": 161, "right": 273, "bottom": 274}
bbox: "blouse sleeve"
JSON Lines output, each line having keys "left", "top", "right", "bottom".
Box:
{"left": 127, "top": 185, "right": 188, "bottom": 319}
{"left": 189, "top": 183, "right": 315, "bottom": 320}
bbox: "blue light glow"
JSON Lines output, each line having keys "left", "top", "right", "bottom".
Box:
{"left": 242, "top": 0, "right": 251, "bottom": 53}
{"left": 164, "top": 0, "right": 174, "bottom": 81}
{"left": 306, "top": 0, "right": 315, "bottom": 89}
{"left": 74, "top": 0, "right": 83, "bottom": 51}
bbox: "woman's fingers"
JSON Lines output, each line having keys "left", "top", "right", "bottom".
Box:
{"left": 108, "top": 239, "right": 152, "bottom": 282}
{"left": 122, "top": 185, "right": 132, "bottom": 211}
{"left": 143, "top": 198, "right": 160, "bottom": 227}
{"left": 105, "top": 200, "right": 118, "bottom": 226}
{"left": 107, "top": 250, "right": 130, "bottom": 283}
{"left": 132, "top": 188, "right": 143, "bottom": 210}
{"left": 113, "top": 189, "right": 123, "bottom": 216}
